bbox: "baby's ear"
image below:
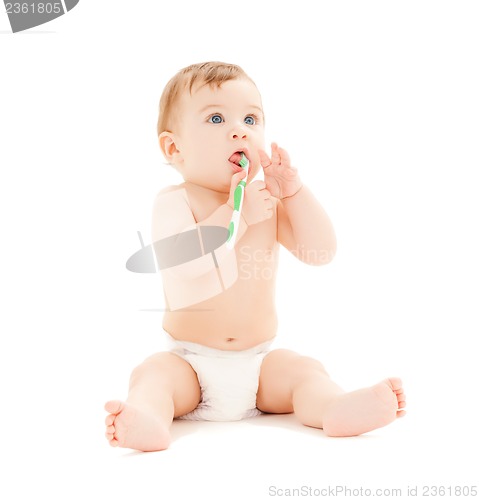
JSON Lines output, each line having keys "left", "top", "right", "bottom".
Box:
{"left": 158, "top": 132, "right": 182, "bottom": 166}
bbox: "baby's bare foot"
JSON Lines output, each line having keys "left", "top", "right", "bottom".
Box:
{"left": 322, "top": 378, "right": 406, "bottom": 437}
{"left": 104, "top": 400, "right": 171, "bottom": 452}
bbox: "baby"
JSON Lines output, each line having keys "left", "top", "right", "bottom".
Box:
{"left": 105, "top": 62, "right": 406, "bottom": 451}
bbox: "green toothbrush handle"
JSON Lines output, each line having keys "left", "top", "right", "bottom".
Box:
{"left": 226, "top": 153, "right": 249, "bottom": 249}
{"left": 226, "top": 182, "right": 245, "bottom": 249}
{"left": 233, "top": 180, "right": 246, "bottom": 211}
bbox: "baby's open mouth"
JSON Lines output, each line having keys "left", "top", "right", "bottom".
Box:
{"left": 228, "top": 150, "right": 249, "bottom": 173}
{"left": 229, "top": 151, "right": 245, "bottom": 166}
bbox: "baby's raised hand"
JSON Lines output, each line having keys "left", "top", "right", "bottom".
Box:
{"left": 259, "top": 143, "right": 303, "bottom": 199}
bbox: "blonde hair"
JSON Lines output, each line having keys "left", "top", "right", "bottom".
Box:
{"left": 157, "top": 61, "right": 253, "bottom": 136}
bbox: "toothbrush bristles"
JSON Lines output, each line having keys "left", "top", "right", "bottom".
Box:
{"left": 239, "top": 153, "right": 249, "bottom": 169}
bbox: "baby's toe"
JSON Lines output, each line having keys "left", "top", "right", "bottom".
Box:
{"left": 104, "top": 400, "right": 123, "bottom": 414}
{"left": 108, "top": 438, "right": 119, "bottom": 447}
{"left": 105, "top": 414, "right": 115, "bottom": 426}
{"left": 387, "top": 377, "right": 403, "bottom": 392}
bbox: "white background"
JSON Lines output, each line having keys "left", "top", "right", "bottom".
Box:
{"left": 1, "top": 1, "right": 478, "bottom": 499}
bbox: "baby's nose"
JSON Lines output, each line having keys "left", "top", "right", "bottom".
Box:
{"left": 231, "top": 125, "right": 247, "bottom": 140}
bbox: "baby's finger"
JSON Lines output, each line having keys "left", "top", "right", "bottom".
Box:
{"left": 277, "top": 146, "right": 291, "bottom": 167}
{"left": 230, "top": 170, "right": 246, "bottom": 190}
{"left": 271, "top": 142, "right": 281, "bottom": 165}
{"left": 258, "top": 149, "right": 272, "bottom": 168}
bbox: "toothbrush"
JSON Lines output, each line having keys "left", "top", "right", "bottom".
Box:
{"left": 226, "top": 153, "right": 249, "bottom": 249}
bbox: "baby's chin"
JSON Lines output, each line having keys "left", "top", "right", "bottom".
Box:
{"left": 213, "top": 180, "right": 231, "bottom": 194}
{"left": 205, "top": 174, "right": 230, "bottom": 190}
{"left": 185, "top": 176, "right": 230, "bottom": 194}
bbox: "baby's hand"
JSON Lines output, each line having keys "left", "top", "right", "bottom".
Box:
{"left": 242, "top": 180, "right": 274, "bottom": 225}
{"left": 259, "top": 143, "right": 303, "bottom": 199}
{"left": 227, "top": 171, "right": 273, "bottom": 226}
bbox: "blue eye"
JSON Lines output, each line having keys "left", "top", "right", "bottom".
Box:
{"left": 244, "top": 115, "right": 256, "bottom": 125}
{"left": 209, "top": 114, "right": 224, "bottom": 124}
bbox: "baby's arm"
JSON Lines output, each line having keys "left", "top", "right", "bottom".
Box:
{"left": 278, "top": 186, "right": 336, "bottom": 265}
{"left": 150, "top": 185, "right": 238, "bottom": 279}
{"left": 260, "top": 143, "right": 336, "bottom": 265}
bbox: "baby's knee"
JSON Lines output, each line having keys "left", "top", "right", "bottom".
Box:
{"left": 129, "top": 352, "right": 179, "bottom": 383}
{"left": 292, "top": 354, "right": 329, "bottom": 379}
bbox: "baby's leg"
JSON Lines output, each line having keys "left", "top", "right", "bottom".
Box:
{"left": 257, "top": 350, "right": 405, "bottom": 437}
{"left": 105, "top": 352, "right": 201, "bottom": 451}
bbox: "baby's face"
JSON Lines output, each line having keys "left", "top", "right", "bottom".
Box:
{"left": 173, "top": 78, "right": 265, "bottom": 192}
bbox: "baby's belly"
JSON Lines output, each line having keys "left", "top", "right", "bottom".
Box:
{"left": 163, "top": 283, "right": 278, "bottom": 350}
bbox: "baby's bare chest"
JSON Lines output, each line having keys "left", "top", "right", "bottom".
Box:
{"left": 234, "top": 220, "right": 278, "bottom": 284}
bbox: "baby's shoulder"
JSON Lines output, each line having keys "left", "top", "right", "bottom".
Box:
{"left": 152, "top": 183, "right": 193, "bottom": 219}
{"left": 154, "top": 183, "right": 185, "bottom": 198}
{"left": 152, "top": 183, "right": 188, "bottom": 206}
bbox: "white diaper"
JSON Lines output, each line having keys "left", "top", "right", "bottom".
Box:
{"left": 166, "top": 334, "right": 273, "bottom": 421}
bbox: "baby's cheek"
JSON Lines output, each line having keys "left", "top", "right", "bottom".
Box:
{"left": 248, "top": 163, "right": 261, "bottom": 180}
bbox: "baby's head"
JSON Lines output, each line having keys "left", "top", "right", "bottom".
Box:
{"left": 157, "top": 62, "right": 254, "bottom": 136}
{"left": 157, "top": 62, "right": 265, "bottom": 192}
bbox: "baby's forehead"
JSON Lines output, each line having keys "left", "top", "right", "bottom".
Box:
{"left": 183, "top": 78, "right": 263, "bottom": 111}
